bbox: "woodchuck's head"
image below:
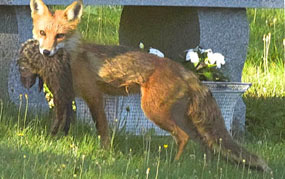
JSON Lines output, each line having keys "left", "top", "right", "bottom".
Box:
{"left": 17, "top": 39, "right": 44, "bottom": 91}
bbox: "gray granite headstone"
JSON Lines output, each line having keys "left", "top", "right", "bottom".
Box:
{"left": 198, "top": 8, "right": 249, "bottom": 82}
{"left": 119, "top": 6, "right": 200, "bottom": 61}
{"left": 198, "top": 8, "right": 249, "bottom": 133}
{"left": 1, "top": 1, "right": 282, "bottom": 134}
{"left": 0, "top": 6, "right": 20, "bottom": 101}
{"left": 1, "top": 0, "right": 284, "bottom": 8}
{"left": 0, "top": 6, "right": 48, "bottom": 108}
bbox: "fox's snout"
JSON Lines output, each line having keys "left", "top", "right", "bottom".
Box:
{"left": 39, "top": 47, "right": 56, "bottom": 57}
{"left": 39, "top": 42, "right": 65, "bottom": 57}
{"left": 42, "top": 49, "right": 51, "bottom": 56}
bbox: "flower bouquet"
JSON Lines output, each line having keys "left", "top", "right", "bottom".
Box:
{"left": 183, "top": 46, "right": 229, "bottom": 82}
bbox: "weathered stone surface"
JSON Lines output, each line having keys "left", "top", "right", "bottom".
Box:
{"left": 0, "top": 6, "right": 45, "bottom": 106}
{"left": 2, "top": 0, "right": 284, "bottom": 8}
{"left": 198, "top": 8, "right": 249, "bottom": 132}
{"left": 15, "top": 6, "right": 33, "bottom": 44}
{"left": 232, "top": 97, "right": 246, "bottom": 137}
{"left": 119, "top": 6, "right": 200, "bottom": 61}
{"left": 0, "top": 6, "right": 19, "bottom": 101}
{"left": 198, "top": 8, "right": 249, "bottom": 82}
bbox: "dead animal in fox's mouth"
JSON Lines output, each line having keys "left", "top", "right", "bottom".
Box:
{"left": 18, "top": 39, "right": 75, "bottom": 135}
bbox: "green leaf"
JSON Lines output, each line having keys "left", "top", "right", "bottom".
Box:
{"left": 202, "top": 71, "right": 214, "bottom": 81}
{"left": 207, "top": 64, "right": 216, "bottom": 68}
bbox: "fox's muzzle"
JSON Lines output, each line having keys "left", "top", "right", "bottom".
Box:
{"left": 43, "top": 49, "right": 51, "bottom": 56}
{"left": 39, "top": 42, "right": 65, "bottom": 57}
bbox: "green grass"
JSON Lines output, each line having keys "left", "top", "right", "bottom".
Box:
{"left": 242, "top": 8, "right": 285, "bottom": 140}
{"left": 246, "top": 9, "right": 284, "bottom": 66}
{"left": 1, "top": 6, "right": 285, "bottom": 179}
{"left": 78, "top": 6, "right": 122, "bottom": 45}
{"left": 243, "top": 8, "right": 285, "bottom": 97}
{"left": 0, "top": 103, "right": 284, "bottom": 179}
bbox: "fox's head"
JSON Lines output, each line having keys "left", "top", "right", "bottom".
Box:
{"left": 30, "top": 0, "right": 83, "bottom": 56}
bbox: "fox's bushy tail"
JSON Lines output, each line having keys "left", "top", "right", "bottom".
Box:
{"left": 187, "top": 86, "right": 271, "bottom": 172}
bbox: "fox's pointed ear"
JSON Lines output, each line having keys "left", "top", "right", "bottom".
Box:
{"left": 30, "top": 0, "right": 50, "bottom": 17}
{"left": 63, "top": 0, "right": 83, "bottom": 22}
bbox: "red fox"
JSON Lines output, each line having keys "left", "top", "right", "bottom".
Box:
{"left": 28, "top": 0, "right": 271, "bottom": 172}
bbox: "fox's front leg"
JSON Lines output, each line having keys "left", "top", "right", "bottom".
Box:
{"left": 85, "top": 92, "right": 110, "bottom": 148}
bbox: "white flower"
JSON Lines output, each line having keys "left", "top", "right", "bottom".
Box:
{"left": 207, "top": 52, "right": 216, "bottom": 64}
{"left": 149, "top": 48, "right": 164, "bottom": 58}
{"left": 48, "top": 98, "right": 54, "bottom": 108}
{"left": 185, "top": 49, "right": 199, "bottom": 63}
{"left": 215, "top": 53, "right": 225, "bottom": 68}
{"left": 200, "top": 48, "right": 212, "bottom": 54}
{"left": 139, "top": 42, "right": 144, "bottom": 49}
{"left": 207, "top": 52, "right": 225, "bottom": 68}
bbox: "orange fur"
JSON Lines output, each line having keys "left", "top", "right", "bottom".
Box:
{"left": 29, "top": 0, "right": 271, "bottom": 172}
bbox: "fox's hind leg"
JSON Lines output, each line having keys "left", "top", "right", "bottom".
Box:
{"left": 171, "top": 125, "right": 189, "bottom": 160}
{"left": 143, "top": 110, "right": 189, "bottom": 160}
{"left": 140, "top": 96, "right": 189, "bottom": 160}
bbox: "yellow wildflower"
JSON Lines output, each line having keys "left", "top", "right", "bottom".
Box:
{"left": 70, "top": 144, "right": 75, "bottom": 149}
{"left": 146, "top": 168, "right": 150, "bottom": 175}
{"left": 17, "top": 132, "right": 24, "bottom": 137}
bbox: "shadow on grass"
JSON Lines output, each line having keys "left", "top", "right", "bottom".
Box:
{"left": 244, "top": 96, "right": 285, "bottom": 142}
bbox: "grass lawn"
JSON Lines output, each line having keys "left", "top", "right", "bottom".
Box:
{"left": 0, "top": 6, "right": 284, "bottom": 179}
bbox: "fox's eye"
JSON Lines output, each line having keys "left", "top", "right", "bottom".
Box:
{"left": 40, "top": 30, "right": 46, "bottom": 36}
{"left": 56, "top": 33, "right": 65, "bottom": 39}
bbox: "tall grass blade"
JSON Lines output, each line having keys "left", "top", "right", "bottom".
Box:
{"left": 24, "top": 94, "right": 29, "bottom": 128}
{"left": 18, "top": 94, "right": 23, "bottom": 131}
{"left": 0, "top": 99, "right": 3, "bottom": 122}
{"left": 155, "top": 146, "right": 161, "bottom": 179}
{"left": 263, "top": 33, "right": 271, "bottom": 74}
